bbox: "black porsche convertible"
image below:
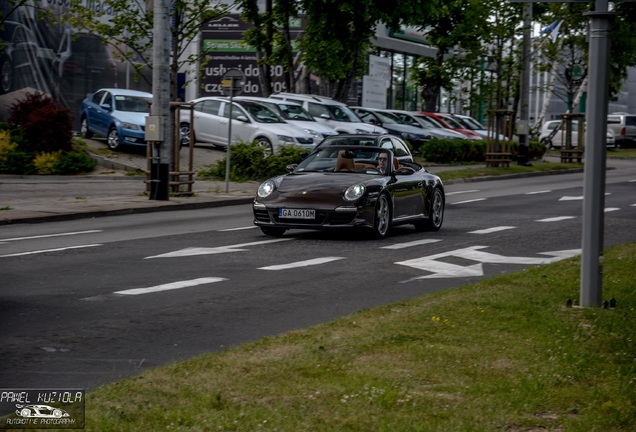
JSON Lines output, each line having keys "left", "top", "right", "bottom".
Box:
{"left": 253, "top": 145, "right": 445, "bottom": 238}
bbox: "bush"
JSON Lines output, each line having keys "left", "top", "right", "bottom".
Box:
{"left": 419, "top": 138, "right": 487, "bottom": 163}
{"left": 199, "top": 143, "right": 307, "bottom": 181}
{"left": 7, "top": 92, "right": 73, "bottom": 153}
{"left": 419, "top": 138, "right": 546, "bottom": 164}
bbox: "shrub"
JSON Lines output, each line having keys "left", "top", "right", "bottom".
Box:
{"left": 199, "top": 143, "right": 307, "bottom": 181}
{"left": 56, "top": 150, "right": 97, "bottom": 174}
{"left": 33, "top": 151, "right": 62, "bottom": 174}
{"left": 7, "top": 92, "right": 73, "bottom": 153}
{"left": 419, "top": 138, "right": 487, "bottom": 163}
{"left": 1, "top": 150, "right": 36, "bottom": 174}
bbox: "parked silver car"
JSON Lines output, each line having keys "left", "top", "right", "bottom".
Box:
{"left": 180, "top": 97, "right": 316, "bottom": 155}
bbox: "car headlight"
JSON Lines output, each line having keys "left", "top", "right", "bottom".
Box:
{"left": 257, "top": 180, "right": 276, "bottom": 198}
{"left": 344, "top": 184, "right": 366, "bottom": 202}
{"left": 120, "top": 122, "right": 141, "bottom": 130}
{"left": 277, "top": 134, "right": 295, "bottom": 143}
{"left": 355, "top": 128, "right": 368, "bottom": 134}
{"left": 304, "top": 129, "right": 321, "bottom": 138}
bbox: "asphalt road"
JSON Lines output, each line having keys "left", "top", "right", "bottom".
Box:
{"left": 1, "top": 166, "right": 636, "bottom": 391}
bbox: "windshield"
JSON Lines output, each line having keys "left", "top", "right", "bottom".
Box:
{"left": 414, "top": 114, "right": 444, "bottom": 128}
{"left": 325, "top": 104, "right": 361, "bottom": 122}
{"left": 238, "top": 101, "right": 284, "bottom": 123}
{"left": 115, "top": 96, "right": 150, "bottom": 113}
{"left": 296, "top": 147, "right": 391, "bottom": 175}
{"left": 276, "top": 103, "right": 315, "bottom": 121}
{"left": 458, "top": 116, "right": 485, "bottom": 130}
{"left": 441, "top": 115, "right": 464, "bottom": 129}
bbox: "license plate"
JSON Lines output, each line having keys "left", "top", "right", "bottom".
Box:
{"left": 279, "top": 208, "right": 315, "bottom": 219}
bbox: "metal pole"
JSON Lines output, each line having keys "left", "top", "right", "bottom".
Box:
{"left": 580, "top": 0, "right": 614, "bottom": 307}
{"left": 225, "top": 88, "right": 234, "bottom": 194}
{"left": 517, "top": 2, "right": 532, "bottom": 166}
{"left": 149, "top": 0, "right": 171, "bottom": 200}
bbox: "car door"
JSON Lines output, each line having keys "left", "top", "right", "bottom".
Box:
{"left": 192, "top": 99, "right": 222, "bottom": 144}
{"left": 91, "top": 90, "right": 113, "bottom": 137}
{"left": 379, "top": 137, "right": 422, "bottom": 219}
{"left": 219, "top": 101, "right": 254, "bottom": 145}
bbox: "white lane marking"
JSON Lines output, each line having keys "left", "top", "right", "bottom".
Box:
{"left": 0, "top": 230, "right": 102, "bottom": 242}
{"left": 632, "top": 204, "right": 636, "bottom": 207}
{"left": 468, "top": 226, "right": 516, "bottom": 234}
{"left": 0, "top": 244, "right": 102, "bottom": 257}
{"left": 145, "top": 238, "right": 292, "bottom": 259}
{"left": 381, "top": 239, "right": 441, "bottom": 250}
{"left": 259, "top": 257, "right": 345, "bottom": 270}
{"left": 219, "top": 226, "right": 258, "bottom": 232}
{"left": 560, "top": 193, "right": 611, "bottom": 201}
{"left": 451, "top": 198, "right": 486, "bottom": 205}
{"left": 446, "top": 190, "right": 479, "bottom": 196}
{"left": 525, "top": 190, "right": 551, "bottom": 195}
{"left": 536, "top": 216, "right": 576, "bottom": 222}
{"left": 114, "top": 277, "right": 226, "bottom": 296}
{"left": 605, "top": 207, "right": 620, "bottom": 213}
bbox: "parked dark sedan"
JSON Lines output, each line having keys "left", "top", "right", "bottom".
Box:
{"left": 253, "top": 145, "right": 445, "bottom": 238}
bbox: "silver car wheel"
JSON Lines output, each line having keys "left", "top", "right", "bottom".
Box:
{"left": 107, "top": 127, "right": 120, "bottom": 150}
{"left": 373, "top": 194, "right": 391, "bottom": 238}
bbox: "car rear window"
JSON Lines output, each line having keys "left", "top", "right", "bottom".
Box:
{"left": 625, "top": 116, "right": 636, "bottom": 126}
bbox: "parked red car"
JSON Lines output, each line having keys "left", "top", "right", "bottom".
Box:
{"left": 417, "top": 112, "right": 482, "bottom": 140}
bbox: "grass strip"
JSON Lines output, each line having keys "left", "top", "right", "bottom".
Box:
{"left": 77, "top": 242, "right": 636, "bottom": 431}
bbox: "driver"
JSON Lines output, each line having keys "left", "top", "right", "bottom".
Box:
{"left": 377, "top": 153, "right": 389, "bottom": 174}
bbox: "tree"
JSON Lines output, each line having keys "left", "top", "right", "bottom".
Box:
{"left": 62, "top": 0, "right": 228, "bottom": 101}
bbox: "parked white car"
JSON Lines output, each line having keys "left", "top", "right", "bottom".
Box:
{"left": 269, "top": 93, "right": 388, "bottom": 135}
{"left": 180, "top": 97, "right": 316, "bottom": 155}
{"left": 539, "top": 120, "right": 616, "bottom": 149}
{"left": 233, "top": 96, "right": 338, "bottom": 141}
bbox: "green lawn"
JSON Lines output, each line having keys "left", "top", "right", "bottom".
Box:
{"left": 66, "top": 243, "right": 636, "bottom": 431}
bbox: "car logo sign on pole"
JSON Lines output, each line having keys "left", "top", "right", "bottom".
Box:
{"left": 221, "top": 69, "right": 246, "bottom": 193}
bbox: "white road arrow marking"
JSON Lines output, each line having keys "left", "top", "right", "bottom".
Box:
{"left": 145, "top": 238, "right": 292, "bottom": 259}
{"left": 259, "top": 257, "right": 345, "bottom": 270}
{"left": 397, "top": 246, "right": 581, "bottom": 281}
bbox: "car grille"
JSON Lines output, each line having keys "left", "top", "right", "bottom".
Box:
{"left": 254, "top": 209, "right": 270, "bottom": 223}
{"left": 295, "top": 137, "right": 314, "bottom": 144}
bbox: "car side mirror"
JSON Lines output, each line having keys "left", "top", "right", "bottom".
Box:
{"left": 100, "top": 103, "right": 112, "bottom": 111}
{"left": 286, "top": 164, "right": 298, "bottom": 173}
{"left": 236, "top": 115, "right": 249, "bottom": 122}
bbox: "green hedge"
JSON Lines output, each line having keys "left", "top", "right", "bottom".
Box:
{"left": 417, "top": 138, "right": 546, "bottom": 164}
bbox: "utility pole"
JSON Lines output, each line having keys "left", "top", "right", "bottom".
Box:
{"left": 580, "top": 0, "right": 614, "bottom": 307}
{"left": 149, "top": 0, "right": 171, "bottom": 201}
{"left": 517, "top": 2, "right": 532, "bottom": 166}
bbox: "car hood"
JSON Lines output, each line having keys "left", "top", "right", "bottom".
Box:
{"left": 269, "top": 172, "right": 381, "bottom": 205}
{"left": 384, "top": 123, "right": 430, "bottom": 138}
{"left": 113, "top": 110, "right": 148, "bottom": 125}
{"left": 256, "top": 122, "right": 313, "bottom": 138}
{"left": 288, "top": 120, "right": 338, "bottom": 135}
